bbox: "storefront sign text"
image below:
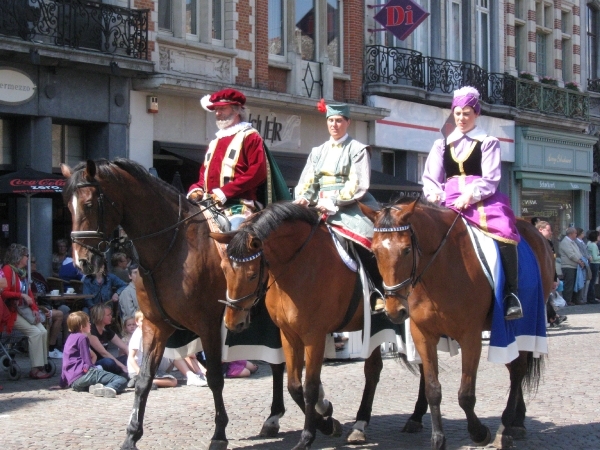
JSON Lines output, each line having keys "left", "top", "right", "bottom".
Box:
{"left": 0, "top": 68, "right": 36, "bottom": 104}
{"left": 248, "top": 111, "right": 301, "bottom": 150}
{"left": 373, "top": 0, "right": 430, "bottom": 41}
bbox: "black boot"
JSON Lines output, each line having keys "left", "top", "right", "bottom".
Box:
{"left": 498, "top": 242, "right": 523, "bottom": 320}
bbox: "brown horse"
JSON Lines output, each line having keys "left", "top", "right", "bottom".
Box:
{"left": 360, "top": 198, "right": 554, "bottom": 450}
{"left": 61, "top": 159, "right": 286, "bottom": 450}
{"left": 211, "top": 202, "right": 417, "bottom": 450}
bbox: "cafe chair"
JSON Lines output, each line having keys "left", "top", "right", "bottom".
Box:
{"left": 46, "top": 277, "right": 66, "bottom": 294}
{"left": 69, "top": 279, "right": 84, "bottom": 294}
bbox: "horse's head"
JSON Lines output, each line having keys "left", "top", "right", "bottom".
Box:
{"left": 360, "top": 199, "right": 418, "bottom": 324}
{"left": 62, "top": 160, "right": 121, "bottom": 275}
{"left": 210, "top": 230, "right": 268, "bottom": 333}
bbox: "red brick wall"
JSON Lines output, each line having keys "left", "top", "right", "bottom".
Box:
{"left": 267, "top": 67, "right": 288, "bottom": 92}
{"left": 342, "top": 0, "right": 363, "bottom": 103}
{"left": 134, "top": 0, "right": 155, "bottom": 60}
{"left": 256, "top": 0, "right": 269, "bottom": 89}
{"left": 333, "top": 79, "right": 345, "bottom": 102}
{"left": 236, "top": 59, "right": 253, "bottom": 87}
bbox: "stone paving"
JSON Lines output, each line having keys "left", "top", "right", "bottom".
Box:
{"left": 2, "top": 304, "right": 600, "bottom": 450}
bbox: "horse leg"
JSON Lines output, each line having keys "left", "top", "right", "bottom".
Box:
{"left": 259, "top": 362, "right": 286, "bottom": 437}
{"left": 347, "top": 346, "right": 384, "bottom": 444}
{"left": 402, "top": 363, "right": 428, "bottom": 433}
{"left": 200, "top": 326, "right": 229, "bottom": 450}
{"left": 457, "top": 335, "right": 491, "bottom": 446}
{"left": 411, "top": 325, "right": 445, "bottom": 450}
{"left": 493, "top": 353, "right": 528, "bottom": 449}
{"left": 121, "top": 321, "right": 172, "bottom": 450}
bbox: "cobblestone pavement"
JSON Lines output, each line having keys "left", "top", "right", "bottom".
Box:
{"left": 1, "top": 304, "right": 600, "bottom": 450}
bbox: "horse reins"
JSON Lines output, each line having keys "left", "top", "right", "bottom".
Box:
{"left": 376, "top": 207, "right": 462, "bottom": 299}
{"left": 218, "top": 218, "right": 321, "bottom": 312}
{"left": 71, "top": 179, "right": 217, "bottom": 330}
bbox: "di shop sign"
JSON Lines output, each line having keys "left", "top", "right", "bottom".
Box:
{"left": 373, "top": 0, "right": 430, "bottom": 41}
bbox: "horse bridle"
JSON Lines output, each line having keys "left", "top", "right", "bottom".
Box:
{"left": 374, "top": 206, "right": 462, "bottom": 299}
{"left": 218, "top": 219, "right": 321, "bottom": 312}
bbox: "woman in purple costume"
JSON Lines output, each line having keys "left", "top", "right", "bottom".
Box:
{"left": 422, "top": 86, "right": 523, "bottom": 320}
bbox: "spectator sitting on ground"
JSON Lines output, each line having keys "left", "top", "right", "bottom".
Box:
{"left": 118, "top": 264, "right": 139, "bottom": 319}
{"left": 119, "top": 316, "right": 136, "bottom": 357}
{"left": 30, "top": 255, "right": 70, "bottom": 359}
{"left": 82, "top": 262, "right": 128, "bottom": 316}
{"left": 88, "top": 303, "right": 129, "bottom": 377}
{"left": 223, "top": 360, "right": 258, "bottom": 378}
{"left": 51, "top": 311, "right": 127, "bottom": 397}
{"left": 111, "top": 252, "right": 131, "bottom": 284}
{"left": 127, "top": 310, "right": 207, "bottom": 387}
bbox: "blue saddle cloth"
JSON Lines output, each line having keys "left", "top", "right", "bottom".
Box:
{"left": 488, "top": 238, "right": 548, "bottom": 363}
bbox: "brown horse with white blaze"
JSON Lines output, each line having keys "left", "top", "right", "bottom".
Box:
{"left": 61, "top": 159, "right": 286, "bottom": 450}
{"left": 360, "top": 198, "right": 554, "bottom": 450}
{"left": 211, "top": 201, "right": 421, "bottom": 450}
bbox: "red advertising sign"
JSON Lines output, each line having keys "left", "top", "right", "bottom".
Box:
{"left": 373, "top": 0, "right": 430, "bottom": 41}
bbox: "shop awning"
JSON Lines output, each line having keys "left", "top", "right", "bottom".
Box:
{"left": 516, "top": 172, "right": 591, "bottom": 191}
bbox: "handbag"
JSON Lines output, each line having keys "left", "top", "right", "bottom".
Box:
{"left": 12, "top": 270, "right": 44, "bottom": 325}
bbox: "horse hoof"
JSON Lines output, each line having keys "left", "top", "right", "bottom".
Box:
{"left": 259, "top": 423, "right": 280, "bottom": 438}
{"left": 401, "top": 419, "right": 423, "bottom": 433}
{"left": 346, "top": 428, "right": 367, "bottom": 444}
{"left": 331, "top": 418, "right": 343, "bottom": 437}
{"left": 492, "top": 432, "right": 514, "bottom": 449}
{"left": 506, "top": 426, "right": 527, "bottom": 440}
{"left": 323, "top": 401, "right": 333, "bottom": 417}
{"left": 472, "top": 426, "right": 491, "bottom": 447}
{"left": 291, "top": 443, "right": 311, "bottom": 450}
{"left": 207, "top": 440, "right": 228, "bottom": 450}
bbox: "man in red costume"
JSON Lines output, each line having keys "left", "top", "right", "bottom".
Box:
{"left": 188, "top": 88, "right": 267, "bottom": 227}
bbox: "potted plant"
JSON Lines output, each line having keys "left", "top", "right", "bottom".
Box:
{"left": 540, "top": 76, "right": 558, "bottom": 86}
{"left": 565, "top": 81, "right": 580, "bottom": 91}
{"left": 518, "top": 71, "right": 535, "bottom": 81}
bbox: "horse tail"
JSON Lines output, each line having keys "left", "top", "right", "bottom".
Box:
{"left": 394, "top": 351, "right": 420, "bottom": 377}
{"left": 522, "top": 351, "right": 545, "bottom": 396}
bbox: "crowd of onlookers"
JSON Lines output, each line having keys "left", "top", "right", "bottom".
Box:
{"left": 1, "top": 238, "right": 258, "bottom": 394}
{"left": 532, "top": 218, "right": 600, "bottom": 328}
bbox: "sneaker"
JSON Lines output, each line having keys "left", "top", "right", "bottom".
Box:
{"left": 89, "top": 383, "right": 104, "bottom": 395}
{"left": 94, "top": 386, "right": 117, "bottom": 398}
{"left": 127, "top": 375, "right": 138, "bottom": 389}
{"left": 48, "top": 349, "right": 63, "bottom": 359}
{"left": 186, "top": 373, "right": 208, "bottom": 387}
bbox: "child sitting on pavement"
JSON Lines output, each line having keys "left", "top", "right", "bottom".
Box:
{"left": 128, "top": 310, "right": 207, "bottom": 387}
{"left": 51, "top": 311, "right": 128, "bottom": 397}
{"left": 119, "top": 316, "right": 136, "bottom": 357}
{"left": 224, "top": 360, "right": 258, "bottom": 378}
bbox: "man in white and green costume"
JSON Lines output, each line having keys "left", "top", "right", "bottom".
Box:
{"left": 294, "top": 102, "right": 384, "bottom": 311}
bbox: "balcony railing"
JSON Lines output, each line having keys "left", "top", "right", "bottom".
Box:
{"left": 589, "top": 79, "right": 600, "bottom": 94}
{"left": 0, "top": 0, "right": 149, "bottom": 59}
{"left": 365, "top": 45, "right": 588, "bottom": 121}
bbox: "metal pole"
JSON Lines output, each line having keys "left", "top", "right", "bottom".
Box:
{"left": 26, "top": 194, "right": 31, "bottom": 287}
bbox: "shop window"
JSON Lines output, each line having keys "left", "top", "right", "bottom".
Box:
{"left": 381, "top": 151, "right": 395, "bottom": 176}
{"left": 0, "top": 119, "right": 13, "bottom": 166}
{"left": 52, "top": 124, "right": 84, "bottom": 169}
{"left": 269, "top": 0, "right": 285, "bottom": 56}
{"left": 520, "top": 188, "right": 574, "bottom": 239}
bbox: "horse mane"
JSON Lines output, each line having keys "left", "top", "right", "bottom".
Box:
{"left": 227, "top": 202, "right": 320, "bottom": 259}
{"left": 376, "top": 196, "right": 446, "bottom": 229}
{"left": 63, "top": 158, "right": 184, "bottom": 202}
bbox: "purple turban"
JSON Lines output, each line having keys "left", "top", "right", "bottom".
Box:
{"left": 450, "top": 86, "right": 481, "bottom": 115}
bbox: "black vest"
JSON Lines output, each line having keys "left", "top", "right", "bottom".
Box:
{"left": 443, "top": 140, "right": 483, "bottom": 178}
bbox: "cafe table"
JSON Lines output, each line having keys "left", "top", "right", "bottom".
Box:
{"left": 39, "top": 293, "right": 95, "bottom": 311}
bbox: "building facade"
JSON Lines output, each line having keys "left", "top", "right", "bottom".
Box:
{"left": 364, "top": 0, "right": 598, "bottom": 244}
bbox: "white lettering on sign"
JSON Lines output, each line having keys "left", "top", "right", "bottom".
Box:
{"left": 0, "top": 68, "right": 36, "bottom": 104}
{"left": 539, "top": 181, "right": 555, "bottom": 189}
{"left": 547, "top": 155, "right": 572, "bottom": 164}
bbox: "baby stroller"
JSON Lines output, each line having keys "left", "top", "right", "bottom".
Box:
{"left": 1, "top": 302, "right": 56, "bottom": 380}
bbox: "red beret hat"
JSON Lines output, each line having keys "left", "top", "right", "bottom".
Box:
{"left": 201, "top": 88, "right": 246, "bottom": 111}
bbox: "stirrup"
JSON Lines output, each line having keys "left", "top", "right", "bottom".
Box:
{"left": 370, "top": 289, "right": 385, "bottom": 315}
{"left": 504, "top": 293, "right": 523, "bottom": 320}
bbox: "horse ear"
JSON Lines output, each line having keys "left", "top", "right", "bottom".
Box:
{"left": 210, "top": 231, "right": 237, "bottom": 244}
{"left": 60, "top": 164, "right": 72, "bottom": 178}
{"left": 358, "top": 201, "right": 380, "bottom": 223}
{"left": 85, "top": 160, "right": 96, "bottom": 180}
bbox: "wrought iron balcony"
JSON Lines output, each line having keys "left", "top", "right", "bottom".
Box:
{"left": 365, "top": 45, "right": 588, "bottom": 121}
{"left": 0, "top": 0, "right": 149, "bottom": 59}
{"left": 589, "top": 79, "right": 600, "bottom": 94}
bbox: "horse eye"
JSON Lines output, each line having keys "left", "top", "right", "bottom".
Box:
{"left": 84, "top": 202, "right": 93, "bottom": 209}
{"left": 249, "top": 274, "right": 258, "bottom": 281}
{"left": 403, "top": 247, "right": 411, "bottom": 256}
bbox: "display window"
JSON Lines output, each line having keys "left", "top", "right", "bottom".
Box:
{"left": 521, "top": 188, "right": 574, "bottom": 244}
